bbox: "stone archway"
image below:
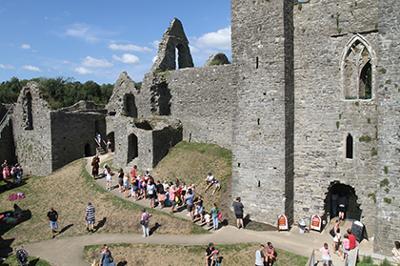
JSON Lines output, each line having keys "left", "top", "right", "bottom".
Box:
{"left": 325, "top": 182, "right": 362, "bottom": 220}
{"left": 127, "top": 133, "right": 138, "bottom": 163}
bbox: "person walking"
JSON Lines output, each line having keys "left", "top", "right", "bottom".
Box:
{"left": 104, "top": 165, "right": 113, "bottom": 191}
{"left": 232, "top": 197, "right": 244, "bottom": 229}
{"left": 47, "top": 207, "right": 59, "bottom": 238}
{"left": 319, "top": 243, "right": 332, "bottom": 266}
{"left": 91, "top": 155, "right": 100, "bottom": 178}
{"left": 85, "top": 202, "right": 96, "bottom": 232}
{"left": 185, "top": 188, "right": 195, "bottom": 220}
{"left": 140, "top": 208, "right": 151, "bottom": 237}
{"left": 210, "top": 203, "right": 219, "bottom": 230}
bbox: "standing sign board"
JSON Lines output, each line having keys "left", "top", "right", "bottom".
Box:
{"left": 351, "top": 220, "right": 365, "bottom": 242}
{"left": 310, "top": 214, "right": 322, "bottom": 232}
{"left": 277, "top": 214, "right": 289, "bottom": 231}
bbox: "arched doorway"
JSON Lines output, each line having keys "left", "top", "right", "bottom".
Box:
{"left": 325, "top": 182, "right": 362, "bottom": 220}
{"left": 127, "top": 133, "right": 138, "bottom": 163}
{"left": 106, "top": 132, "right": 115, "bottom": 152}
{"left": 84, "top": 143, "right": 92, "bottom": 157}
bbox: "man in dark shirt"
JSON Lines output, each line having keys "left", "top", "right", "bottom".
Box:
{"left": 232, "top": 197, "right": 244, "bottom": 229}
{"left": 47, "top": 208, "right": 59, "bottom": 238}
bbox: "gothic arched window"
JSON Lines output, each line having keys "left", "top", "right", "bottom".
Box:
{"left": 22, "top": 89, "right": 33, "bottom": 130}
{"left": 342, "top": 36, "right": 373, "bottom": 100}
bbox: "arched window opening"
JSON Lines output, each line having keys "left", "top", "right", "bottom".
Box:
{"left": 359, "top": 61, "right": 372, "bottom": 99}
{"left": 123, "top": 94, "right": 137, "bottom": 117}
{"left": 346, "top": 134, "right": 353, "bottom": 159}
{"left": 342, "top": 38, "right": 373, "bottom": 100}
{"left": 22, "top": 90, "right": 33, "bottom": 130}
{"left": 127, "top": 133, "right": 138, "bottom": 163}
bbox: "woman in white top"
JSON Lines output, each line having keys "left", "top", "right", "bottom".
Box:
{"left": 104, "top": 165, "right": 113, "bottom": 191}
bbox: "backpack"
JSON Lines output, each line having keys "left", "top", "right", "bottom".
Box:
{"left": 16, "top": 248, "right": 28, "bottom": 263}
{"left": 217, "top": 211, "right": 223, "bottom": 222}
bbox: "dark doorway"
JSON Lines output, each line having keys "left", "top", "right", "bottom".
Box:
{"left": 84, "top": 143, "right": 92, "bottom": 157}
{"left": 325, "top": 182, "right": 362, "bottom": 220}
{"left": 127, "top": 134, "right": 138, "bottom": 163}
{"left": 106, "top": 132, "right": 115, "bottom": 152}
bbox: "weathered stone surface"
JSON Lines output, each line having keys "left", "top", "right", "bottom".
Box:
{"left": 206, "top": 53, "right": 231, "bottom": 66}
{"left": 151, "top": 18, "right": 194, "bottom": 72}
{"left": 0, "top": 103, "right": 16, "bottom": 164}
{"left": 3, "top": 1, "right": 400, "bottom": 255}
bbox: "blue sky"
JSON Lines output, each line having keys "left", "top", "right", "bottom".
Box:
{"left": 0, "top": 0, "right": 231, "bottom": 84}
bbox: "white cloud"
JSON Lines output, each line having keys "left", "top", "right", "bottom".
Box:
{"left": 152, "top": 56, "right": 158, "bottom": 63}
{"left": 82, "top": 56, "right": 113, "bottom": 68}
{"left": 22, "top": 65, "right": 41, "bottom": 72}
{"left": 65, "top": 23, "right": 98, "bottom": 42}
{"left": 113, "top": 53, "right": 140, "bottom": 65}
{"left": 0, "top": 64, "right": 15, "bottom": 70}
{"left": 74, "top": 66, "right": 92, "bottom": 75}
{"left": 195, "top": 27, "right": 231, "bottom": 50}
{"left": 109, "top": 43, "right": 152, "bottom": 53}
{"left": 21, "top": 43, "right": 31, "bottom": 50}
{"left": 151, "top": 40, "right": 160, "bottom": 49}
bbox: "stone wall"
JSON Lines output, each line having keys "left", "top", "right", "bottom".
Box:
{"left": 231, "top": 0, "right": 295, "bottom": 224}
{"left": 374, "top": 0, "right": 400, "bottom": 255}
{"left": 137, "top": 65, "right": 238, "bottom": 150}
{"left": 50, "top": 111, "right": 106, "bottom": 171}
{"left": 0, "top": 104, "right": 16, "bottom": 165}
{"left": 293, "top": 0, "right": 380, "bottom": 235}
{"left": 12, "top": 82, "right": 53, "bottom": 176}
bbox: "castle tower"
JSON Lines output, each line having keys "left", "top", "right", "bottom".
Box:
{"left": 374, "top": 0, "right": 400, "bottom": 255}
{"left": 231, "top": 0, "right": 295, "bottom": 224}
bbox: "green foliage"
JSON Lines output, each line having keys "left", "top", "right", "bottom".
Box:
{"left": 379, "top": 258, "right": 392, "bottom": 266}
{"left": 371, "top": 147, "right": 378, "bottom": 156}
{"left": 359, "top": 135, "right": 372, "bottom": 142}
{"left": 380, "top": 178, "right": 389, "bottom": 187}
{"left": 0, "top": 77, "right": 114, "bottom": 109}
{"left": 383, "top": 197, "right": 392, "bottom": 204}
{"left": 367, "top": 192, "right": 376, "bottom": 204}
{"left": 2, "top": 255, "right": 51, "bottom": 266}
{"left": 383, "top": 166, "right": 389, "bottom": 174}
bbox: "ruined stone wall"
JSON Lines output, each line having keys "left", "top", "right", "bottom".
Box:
{"left": 12, "top": 82, "right": 53, "bottom": 176}
{"left": 51, "top": 111, "right": 106, "bottom": 171}
{"left": 137, "top": 65, "right": 238, "bottom": 149}
{"left": 0, "top": 104, "right": 16, "bottom": 165}
{"left": 293, "top": 0, "right": 379, "bottom": 235}
{"left": 231, "top": 0, "right": 294, "bottom": 224}
{"left": 152, "top": 125, "right": 183, "bottom": 167}
{"left": 374, "top": 0, "right": 400, "bottom": 255}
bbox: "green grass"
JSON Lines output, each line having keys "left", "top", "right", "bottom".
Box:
{"left": 83, "top": 243, "right": 308, "bottom": 266}
{"left": 1, "top": 255, "right": 51, "bottom": 266}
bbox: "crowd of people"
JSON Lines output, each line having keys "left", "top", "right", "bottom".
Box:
{"left": 1, "top": 160, "right": 23, "bottom": 186}
{"left": 91, "top": 156, "right": 227, "bottom": 231}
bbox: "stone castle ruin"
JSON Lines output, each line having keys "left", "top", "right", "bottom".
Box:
{"left": 0, "top": 0, "right": 399, "bottom": 255}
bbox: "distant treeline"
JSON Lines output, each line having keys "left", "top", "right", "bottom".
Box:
{"left": 0, "top": 77, "right": 116, "bottom": 110}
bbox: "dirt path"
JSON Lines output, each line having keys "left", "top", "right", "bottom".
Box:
{"left": 23, "top": 155, "right": 375, "bottom": 266}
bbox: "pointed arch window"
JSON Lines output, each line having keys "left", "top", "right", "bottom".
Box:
{"left": 22, "top": 89, "right": 33, "bottom": 130}
{"left": 342, "top": 36, "right": 373, "bottom": 100}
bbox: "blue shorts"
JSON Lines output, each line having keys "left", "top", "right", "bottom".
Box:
{"left": 50, "top": 221, "right": 58, "bottom": 230}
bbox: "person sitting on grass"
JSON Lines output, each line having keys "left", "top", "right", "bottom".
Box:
{"left": 205, "top": 172, "right": 221, "bottom": 194}
{"left": 265, "top": 242, "right": 277, "bottom": 266}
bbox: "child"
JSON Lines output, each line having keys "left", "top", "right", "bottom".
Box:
{"left": 342, "top": 234, "right": 350, "bottom": 260}
{"left": 333, "top": 228, "right": 342, "bottom": 257}
{"left": 320, "top": 243, "right": 332, "bottom": 266}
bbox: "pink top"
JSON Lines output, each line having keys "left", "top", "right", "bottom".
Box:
{"left": 343, "top": 238, "right": 350, "bottom": 250}
{"left": 169, "top": 187, "right": 176, "bottom": 201}
{"left": 319, "top": 247, "right": 331, "bottom": 260}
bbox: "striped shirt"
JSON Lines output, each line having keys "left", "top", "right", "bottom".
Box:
{"left": 86, "top": 205, "right": 95, "bottom": 221}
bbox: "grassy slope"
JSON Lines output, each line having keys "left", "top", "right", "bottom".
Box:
{"left": 152, "top": 141, "right": 233, "bottom": 216}
{"left": 84, "top": 243, "right": 308, "bottom": 266}
{"left": 0, "top": 159, "right": 203, "bottom": 246}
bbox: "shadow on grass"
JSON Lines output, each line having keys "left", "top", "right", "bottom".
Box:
{"left": 0, "top": 204, "right": 32, "bottom": 260}
{"left": 94, "top": 217, "right": 106, "bottom": 232}
{"left": 150, "top": 222, "right": 161, "bottom": 236}
{"left": 57, "top": 223, "right": 74, "bottom": 236}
